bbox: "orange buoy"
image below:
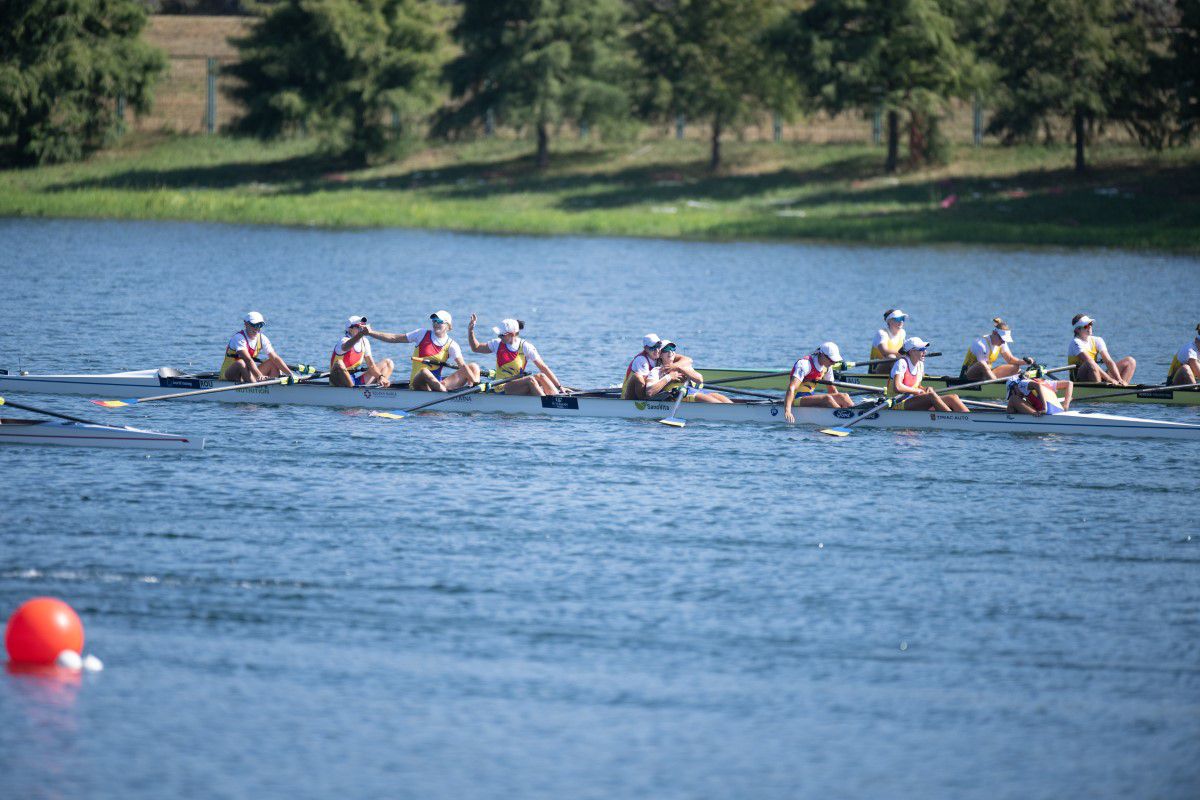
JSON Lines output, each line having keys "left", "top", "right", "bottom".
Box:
{"left": 5, "top": 597, "right": 85, "bottom": 665}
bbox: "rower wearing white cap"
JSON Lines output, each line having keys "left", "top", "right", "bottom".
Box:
{"left": 467, "top": 314, "right": 564, "bottom": 396}
{"left": 658, "top": 339, "right": 732, "bottom": 403}
{"left": 1007, "top": 370, "right": 1073, "bottom": 416}
{"left": 221, "top": 311, "right": 293, "bottom": 383}
{"left": 1068, "top": 314, "right": 1135, "bottom": 386}
{"left": 783, "top": 342, "right": 854, "bottom": 422}
{"left": 366, "top": 311, "right": 480, "bottom": 391}
{"left": 329, "top": 316, "right": 394, "bottom": 388}
{"left": 1166, "top": 324, "right": 1200, "bottom": 386}
{"left": 960, "top": 317, "right": 1033, "bottom": 381}
{"left": 622, "top": 334, "right": 674, "bottom": 400}
{"left": 869, "top": 308, "right": 908, "bottom": 374}
{"left": 888, "top": 337, "right": 970, "bottom": 412}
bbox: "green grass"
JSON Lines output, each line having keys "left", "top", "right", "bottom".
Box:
{"left": 2, "top": 133, "right": 1199, "bottom": 251}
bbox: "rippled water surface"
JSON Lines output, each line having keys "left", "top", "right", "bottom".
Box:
{"left": 2, "top": 219, "right": 1199, "bottom": 799}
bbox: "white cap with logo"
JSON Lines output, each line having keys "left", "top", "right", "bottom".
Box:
{"left": 816, "top": 341, "right": 842, "bottom": 362}
{"left": 493, "top": 318, "right": 521, "bottom": 336}
{"left": 431, "top": 310, "right": 453, "bottom": 326}
{"left": 345, "top": 315, "right": 368, "bottom": 333}
{"left": 902, "top": 336, "right": 931, "bottom": 352}
{"left": 642, "top": 333, "right": 661, "bottom": 349}
{"left": 244, "top": 311, "right": 265, "bottom": 325}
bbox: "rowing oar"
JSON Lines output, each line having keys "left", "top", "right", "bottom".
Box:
{"left": 0, "top": 395, "right": 106, "bottom": 426}
{"left": 92, "top": 372, "right": 325, "bottom": 407}
{"left": 818, "top": 364, "right": 1073, "bottom": 437}
{"left": 1072, "top": 380, "right": 1200, "bottom": 403}
{"left": 659, "top": 384, "right": 690, "bottom": 428}
{"left": 370, "top": 376, "right": 521, "bottom": 420}
{"left": 707, "top": 354, "right": 942, "bottom": 387}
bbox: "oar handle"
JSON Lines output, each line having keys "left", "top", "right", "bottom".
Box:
{"left": 0, "top": 396, "right": 103, "bottom": 426}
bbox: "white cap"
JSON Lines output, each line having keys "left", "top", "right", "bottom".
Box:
{"left": 659, "top": 339, "right": 676, "bottom": 351}
{"left": 886, "top": 309, "right": 908, "bottom": 322}
{"left": 493, "top": 318, "right": 521, "bottom": 335}
{"left": 244, "top": 311, "right": 265, "bottom": 325}
{"left": 431, "top": 310, "right": 452, "bottom": 326}
{"left": 642, "top": 333, "right": 661, "bottom": 349}
{"left": 994, "top": 327, "right": 1013, "bottom": 343}
{"left": 1073, "top": 315, "right": 1095, "bottom": 330}
{"left": 816, "top": 341, "right": 842, "bottom": 362}
{"left": 901, "top": 336, "right": 931, "bottom": 352}
{"left": 347, "top": 315, "right": 368, "bottom": 327}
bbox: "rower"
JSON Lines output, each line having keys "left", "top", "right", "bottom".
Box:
{"left": 622, "top": 334, "right": 674, "bottom": 400}
{"left": 783, "top": 342, "right": 854, "bottom": 422}
{"left": 220, "top": 311, "right": 293, "bottom": 383}
{"left": 1167, "top": 324, "right": 1200, "bottom": 385}
{"left": 1068, "top": 314, "right": 1135, "bottom": 386}
{"left": 869, "top": 309, "right": 907, "bottom": 374}
{"left": 467, "top": 315, "right": 564, "bottom": 396}
{"left": 960, "top": 317, "right": 1033, "bottom": 381}
{"left": 366, "top": 311, "right": 480, "bottom": 391}
{"left": 1006, "top": 370, "right": 1073, "bottom": 416}
{"left": 329, "top": 316, "right": 394, "bottom": 387}
{"left": 888, "top": 337, "right": 970, "bottom": 412}
{"left": 658, "top": 340, "right": 732, "bottom": 403}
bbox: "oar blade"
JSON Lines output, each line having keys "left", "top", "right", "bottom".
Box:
{"left": 658, "top": 417, "right": 686, "bottom": 428}
{"left": 819, "top": 426, "right": 852, "bottom": 437}
{"left": 91, "top": 399, "right": 130, "bottom": 408}
{"left": 370, "top": 410, "right": 406, "bottom": 420}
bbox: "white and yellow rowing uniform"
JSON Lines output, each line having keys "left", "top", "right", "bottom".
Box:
{"left": 621, "top": 352, "right": 661, "bottom": 399}
{"left": 961, "top": 336, "right": 1012, "bottom": 372}
{"left": 487, "top": 337, "right": 541, "bottom": 392}
{"left": 406, "top": 327, "right": 464, "bottom": 382}
{"left": 789, "top": 354, "right": 831, "bottom": 396}
{"left": 220, "top": 329, "right": 274, "bottom": 376}
{"left": 1168, "top": 340, "right": 1200, "bottom": 382}
{"left": 870, "top": 327, "right": 905, "bottom": 361}
{"left": 1067, "top": 334, "right": 1108, "bottom": 368}
{"left": 887, "top": 356, "right": 925, "bottom": 397}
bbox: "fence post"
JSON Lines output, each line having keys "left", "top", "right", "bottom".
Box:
{"left": 675, "top": 113, "right": 685, "bottom": 140}
{"left": 772, "top": 112, "right": 782, "bottom": 143}
{"left": 972, "top": 93, "right": 983, "bottom": 147}
{"left": 872, "top": 106, "right": 882, "bottom": 146}
{"left": 485, "top": 107, "right": 495, "bottom": 138}
{"left": 206, "top": 57, "right": 217, "bottom": 134}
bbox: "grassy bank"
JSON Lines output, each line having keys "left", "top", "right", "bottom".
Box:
{"left": 2, "top": 134, "right": 1199, "bottom": 251}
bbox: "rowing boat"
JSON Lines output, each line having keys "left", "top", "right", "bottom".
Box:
{"left": 701, "top": 367, "right": 1200, "bottom": 405}
{"left": 0, "top": 416, "right": 203, "bottom": 450}
{"left": 1, "top": 368, "right": 1198, "bottom": 440}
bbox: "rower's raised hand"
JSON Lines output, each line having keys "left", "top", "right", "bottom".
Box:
{"left": 468, "top": 313, "right": 477, "bottom": 328}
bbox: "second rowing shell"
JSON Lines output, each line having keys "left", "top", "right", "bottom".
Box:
{"left": 1, "top": 369, "right": 1199, "bottom": 440}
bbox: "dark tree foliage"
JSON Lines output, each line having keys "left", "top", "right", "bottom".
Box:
{"left": 228, "top": 0, "right": 442, "bottom": 164}
{"left": 630, "top": 0, "right": 792, "bottom": 172}
{"left": 774, "top": 0, "right": 977, "bottom": 173}
{"left": 436, "top": 0, "right": 630, "bottom": 169}
{"left": 0, "top": 0, "right": 165, "bottom": 167}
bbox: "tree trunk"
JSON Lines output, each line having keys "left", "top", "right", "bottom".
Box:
{"left": 536, "top": 122, "right": 549, "bottom": 169}
{"left": 1073, "top": 108, "right": 1086, "bottom": 174}
{"left": 710, "top": 118, "right": 722, "bottom": 172}
{"left": 885, "top": 110, "right": 899, "bottom": 173}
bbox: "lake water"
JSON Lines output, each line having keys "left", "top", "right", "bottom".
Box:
{"left": 1, "top": 218, "right": 1198, "bottom": 799}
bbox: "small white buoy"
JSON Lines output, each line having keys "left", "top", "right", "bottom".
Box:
{"left": 82, "top": 654, "right": 104, "bottom": 672}
{"left": 55, "top": 649, "right": 83, "bottom": 670}
{"left": 818, "top": 542, "right": 824, "bottom": 549}
{"left": 899, "top": 641, "right": 908, "bottom": 652}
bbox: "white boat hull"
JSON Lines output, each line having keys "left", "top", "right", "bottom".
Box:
{"left": 1, "top": 369, "right": 1198, "bottom": 440}
{"left": 0, "top": 417, "right": 203, "bottom": 450}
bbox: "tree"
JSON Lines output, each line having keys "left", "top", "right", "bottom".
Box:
{"left": 983, "top": 0, "right": 1147, "bottom": 172}
{"left": 229, "top": 0, "right": 443, "bottom": 164}
{"left": 436, "top": 0, "right": 630, "bottom": 169}
{"left": 1177, "top": 0, "right": 1200, "bottom": 140}
{"left": 630, "top": 0, "right": 792, "bottom": 172}
{"left": 775, "top": 0, "right": 978, "bottom": 172}
{"left": 0, "top": 0, "right": 165, "bottom": 167}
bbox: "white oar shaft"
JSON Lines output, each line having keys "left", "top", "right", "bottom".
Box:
{"left": 135, "top": 374, "right": 315, "bottom": 403}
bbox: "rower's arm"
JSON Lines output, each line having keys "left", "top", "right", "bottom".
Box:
{"left": 467, "top": 323, "right": 489, "bottom": 354}
{"left": 783, "top": 377, "right": 800, "bottom": 422}
{"left": 645, "top": 373, "right": 676, "bottom": 396}
{"left": 533, "top": 359, "right": 563, "bottom": 392}
{"left": 367, "top": 330, "right": 410, "bottom": 344}
{"left": 1099, "top": 349, "right": 1125, "bottom": 385}
{"left": 1007, "top": 394, "right": 1039, "bottom": 415}
{"left": 890, "top": 376, "right": 920, "bottom": 395}
{"left": 342, "top": 328, "right": 369, "bottom": 349}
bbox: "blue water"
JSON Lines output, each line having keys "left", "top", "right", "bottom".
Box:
{"left": 2, "top": 218, "right": 1198, "bottom": 799}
